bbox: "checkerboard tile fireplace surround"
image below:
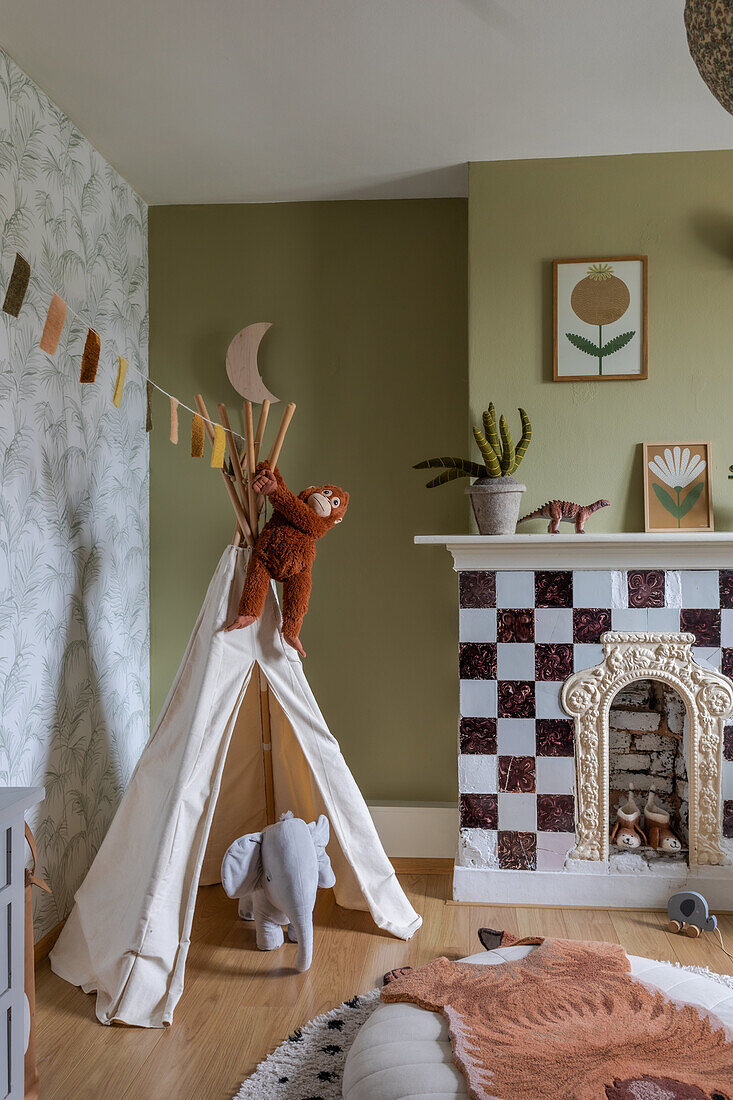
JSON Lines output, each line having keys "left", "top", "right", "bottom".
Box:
{"left": 458, "top": 564, "right": 733, "bottom": 874}
{"left": 417, "top": 534, "right": 733, "bottom": 905}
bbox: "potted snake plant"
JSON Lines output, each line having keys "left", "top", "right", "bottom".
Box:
{"left": 414, "top": 403, "right": 532, "bottom": 535}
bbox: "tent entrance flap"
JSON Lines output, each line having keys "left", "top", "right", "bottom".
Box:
{"left": 200, "top": 673, "right": 268, "bottom": 885}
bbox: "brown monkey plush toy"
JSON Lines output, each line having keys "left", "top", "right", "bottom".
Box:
{"left": 226, "top": 462, "right": 349, "bottom": 657}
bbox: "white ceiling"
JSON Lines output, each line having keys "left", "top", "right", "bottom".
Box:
{"left": 2, "top": 0, "right": 732, "bottom": 204}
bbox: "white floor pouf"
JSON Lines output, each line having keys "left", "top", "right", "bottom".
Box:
{"left": 341, "top": 945, "right": 733, "bottom": 1100}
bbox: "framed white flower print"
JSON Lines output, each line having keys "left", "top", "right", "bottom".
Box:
{"left": 643, "top": 442, "right": 713, "bottom": 532}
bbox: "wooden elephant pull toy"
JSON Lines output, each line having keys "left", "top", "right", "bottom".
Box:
{"left": 667, "top": 890, "right": 717, "bottom": 939}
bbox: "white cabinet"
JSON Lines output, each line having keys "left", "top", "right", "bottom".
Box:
{"left": 0, "top": 789, "right": 44, "bottom": 1100}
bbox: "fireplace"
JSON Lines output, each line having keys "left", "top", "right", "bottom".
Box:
{"left": 416, "top": 533, "right": 733, "bottom": 908}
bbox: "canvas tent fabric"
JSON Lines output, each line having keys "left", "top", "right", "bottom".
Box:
{"left": 50, "top": 546, "right": 422, "bottom": 1028}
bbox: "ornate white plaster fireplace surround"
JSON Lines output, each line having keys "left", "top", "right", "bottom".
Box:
{"left": 416, "top": 534, "right": 733, "bottom": 908}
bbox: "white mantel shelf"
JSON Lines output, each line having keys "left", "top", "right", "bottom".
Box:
{"left": 414, "top": 533, "right": 733, "bottom": 571}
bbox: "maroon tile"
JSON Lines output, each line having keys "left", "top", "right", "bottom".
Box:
{"left": 460, "top": 717, "right": 497, "bottom": 755}
{"left": 723, "top": 649, "right": 733, "bottom": 680}
{"left": 498, "top": 830, "right": 537, "bottom": 870}
{"left": 536, "top": 718, "right": 575, "bottom": 757}
{"left": 535, "top": 643, "right": 573, "bottom": 682}
{"left": 498, "top": 755, "right": 536, "bottom": 793}
{"left": 537, "top": 794, "right": 575, "bottom": 832}
{"left": 535, "top": 571, "right": 573, "bottom": 608}
{"left": 724, "top": 800, "right": 733, "bottom": 840}
{"left": 459, "top": 642, "right": 497, "bottom": 680}
{"left": 720, "top": 571, "right": 733, "bottom": 609}
{"left": 680, "top": 608, "right": 721, "bottom": 647}
{"left": 498, "top": 680, "right": 535, "bottom": 718}
{"left": 496, "top": 609, "right": 534, "bottom": 643}
{"left": 725, "top": 724, "right": 733, "bottom": 763}
{"left": 460, "top": 793, "right": 498, "bottom": 830}
{"left": 573, "top": 607, "right": 611, "bottom": 643}
{"left": 459, "top": 571, "right": 496, "bottom": 609}
{"left": 627, "top": 570, "right": 665, "bottom": 608}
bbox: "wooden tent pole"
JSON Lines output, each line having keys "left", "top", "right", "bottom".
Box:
{"left": 194, "top": 393, "right": 255, "bottom": 548}
{"left": 258, "top": 669, "right": 276, "bottom": 825}
{"left": 244, "top": 401, "right": 258, "bottom": 538}
{"left": 218, "top": 402, "right": 249, "bottom": 521}
{"left": 257, "top": 402, "right": 296, "bottom": 514}
{"left": 253, "top": 400, "right": 270, "bottom": 462}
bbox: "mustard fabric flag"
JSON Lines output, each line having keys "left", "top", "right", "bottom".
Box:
{"left": 210, "top": 424, "right": 226, "bottom": 468}
{"left": 40, "top": 294, "right": 66, "bottom": 353}
{"left": 2, "top": 253, "right": 31, "bottom": 317}
{"left": 191, "top": 414, "right": 205, "bottom": 458}
{"left": 170, "top": 398, "right": 179, "bottom": 444}
{"left": 113, "top": 357, "right": 128, "bottom": 407}
{"left": 80, "top": 330, "right": 101, "bottom": 383}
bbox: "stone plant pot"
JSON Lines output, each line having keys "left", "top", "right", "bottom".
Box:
{"left": 466, "top": 476, "right": 526, "bottom": 535}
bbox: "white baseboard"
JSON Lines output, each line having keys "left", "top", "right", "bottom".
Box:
{"left": 368, "top": 803, "right": 458, "bottom": 858}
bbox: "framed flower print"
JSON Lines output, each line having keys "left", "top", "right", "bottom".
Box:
{"left": 553, "top": 256, "right": 648, "bottom": 381}
{"left": 643, "top": 442, "right": 714, "bottom": 532}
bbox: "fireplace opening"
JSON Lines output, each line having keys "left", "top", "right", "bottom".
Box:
{"left": 608, "top": 680, "right": 688, "bottom": 866}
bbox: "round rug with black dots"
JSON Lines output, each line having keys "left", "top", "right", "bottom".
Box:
{"left": 234, "top": 989, "right": 380, "bottom": 1099}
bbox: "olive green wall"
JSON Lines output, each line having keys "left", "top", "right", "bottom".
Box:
{"left": 149, "top": 200, "right": 467, "bottom": 803}
{"left": 469, "top": 152, "right": 733, "bottom": 531}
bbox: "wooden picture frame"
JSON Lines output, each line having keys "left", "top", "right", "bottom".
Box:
{"left": 643, "top": 442, "right": 714, "bottom": 533}
{"left": 553, "top": 256, "right": 648, "bottom": 382}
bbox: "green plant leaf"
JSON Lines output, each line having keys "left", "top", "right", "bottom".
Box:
{"left": 425, "top": 467, "right": 470, "bottom": 488}
{"left": 413, "top": 456, "right": 485, "bottom": 486}
{"left": 601, "top": 330, "right": 635, "bottom": 356}
{"left": 678, "top": 480, "right": 705, "bottom": 519}
{"left": 652, "top": 483, "right": 682, "bottom": 519}
{"left": 565, "top": 332, "right": 601, "bottom": 357}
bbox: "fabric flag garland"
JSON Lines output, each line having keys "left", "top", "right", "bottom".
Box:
{"left": 210, "top": 424, "right": 226, "bottom": 468}
{"left": 2, "top": 254, "right": 31, "bottom": 317}
{"left": 191, "top": 413, "right": 205, "bottom": 458}
{"left": 146, "top": 381, "right": 153, "bottom": 432}
{"left": 80, "top": 330, "right": 101, "bottom": 383}
{"left": 113, "top": 357, "right": 128, "bottom": 407}
{"left": 39, "top": 294, "right": 66, "bottom": 353}
{"left": 170, "top": 398, "right": 179, "bottom": 444}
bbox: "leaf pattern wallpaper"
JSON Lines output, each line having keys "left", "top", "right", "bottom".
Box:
{"left": 0, "top": 47, "right": 149, "bottom": 938}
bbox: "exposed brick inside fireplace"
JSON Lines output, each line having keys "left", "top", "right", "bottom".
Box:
{"left": 609, "top": 680, "right": 688, "bottom": 846}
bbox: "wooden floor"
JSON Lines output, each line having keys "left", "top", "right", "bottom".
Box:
{"left": 35, "top": 873, "right": 733, "bottom": 1100}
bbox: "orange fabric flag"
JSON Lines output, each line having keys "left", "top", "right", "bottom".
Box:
{"left": 79, "top": 330, "right": 100, "bottom": 383}
{"left": 170, "top": 398, "right": 179, "bottom": 444}
{"left": 39, "top": 294, "right": 66, "bottom": 353}
{"left": 191, "top": 413, "right": 205, "bottom": 458}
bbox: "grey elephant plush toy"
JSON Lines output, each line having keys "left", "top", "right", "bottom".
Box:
{"left": 221, "top": 811, "right": 335, "bottom": 972}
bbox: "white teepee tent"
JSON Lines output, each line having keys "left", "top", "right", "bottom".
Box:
{"left": 50, "top": 545, "right": 422, "bottom": 1027}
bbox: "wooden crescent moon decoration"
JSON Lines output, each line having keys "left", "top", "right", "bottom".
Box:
{"left": 225, "top": 322, "right": 280, "bottom": 404}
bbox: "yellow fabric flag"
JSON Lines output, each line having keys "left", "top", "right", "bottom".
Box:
{"left": 113, "top": 357, "right": 128, "bottom": 407}
{"left": 170, "top": 397, "right": 179, "bottom": 444}
{"left": 210, "top": 423, "right": 226, "bottom": 468}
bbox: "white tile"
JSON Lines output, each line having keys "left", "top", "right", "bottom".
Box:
{"left": 458, "top": 754, "right": 497, "bottom": 794}
{"left": 721, "top": 609, "right": 733, "bottom": 647}
{"left": 459, "top": 608, "right": 497, "bottom": 643}
{"left": 496, "top": 571, "right": 535, "bottom": 608}
{"left": 692, "top": 647, "right": 722, "bottom": 672}
{"left": 681, "top": 570, "right": 719, "bottom": 609}
{"left": 611, "top": 571, "right": 628, "bottom": 609}
{"left": 723, "top": 762, "right": 733, "bottom": 801}
{"left": 536, "top": 756, "right": 575, "bottom": 794}
{"left": 665, "top": 571, "right": 682, "bottom": 608}
{"left": 572, "top": 570, "right": 614, "bottom": 608}
{"left": 573, "top": 644, "right": 603, "bottom": 672}
{"left": 535, "top": 681, "right": 566, "bottom": 719}
{"left": 460, "top": 680, "right": 497, "bottom": 718}
{"left": 497, "top": 642, "right": 535, "bottom": 680}
{"left": 536, "top": 832, "right": 575, "bottom": 870}
{"left": 497, "top": 719, "right": 536, "bottom": 755}
{"left": 535, "top": 608, "right": 573, "bottom": 643}
{"left": 611, "top": 609, "right": 648, "bottom": 631}
{"left": 498, "top": 792, "right": 536, "bottom": 831}
{"left": 458, "top": 828, "right": 498, "bottom": 869}
{"left": 647, "top": 608, "right": 681, "bottom": 632}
